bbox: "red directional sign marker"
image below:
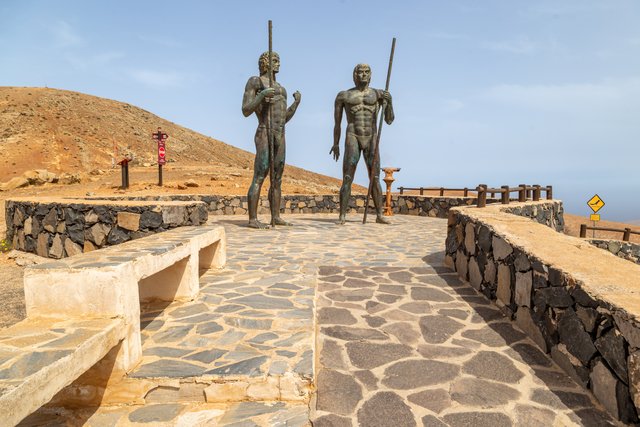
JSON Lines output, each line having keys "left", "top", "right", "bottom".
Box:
{"left": 158, "top": 141, "right": 166, "bottom": 165}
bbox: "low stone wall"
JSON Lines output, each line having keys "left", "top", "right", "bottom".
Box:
{"left": 502, "top": 200, "right": 564, "bottom": 232}
{"left": 6, "top": 198, "right": 207, "bottom": 259}
{"left": 83, "top": 194, "right": 485, "bottom": 218}
{"left": 590, "top": 239, "right": 640, "bottom": 265}
{"left": 445, "top": 200, "right": 640, "bottom": 423}
{"left": 5, "top": 194, "right": 484, "bottom": 258}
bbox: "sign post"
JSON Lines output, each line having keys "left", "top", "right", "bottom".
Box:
{"left": 152, "top": 127, "right": 168, "bottom": 186}
{"left": 587, "top": 194, "right": 605, "bottom": 238}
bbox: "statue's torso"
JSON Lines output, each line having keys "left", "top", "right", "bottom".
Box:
{"left": 343, "top": 88, "right": 379, "bottom": 138}
{"left": 257, "top": 76, "right": 287, "bottom": 129}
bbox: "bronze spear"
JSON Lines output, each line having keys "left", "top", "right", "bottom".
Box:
{"left": 267, "top": 20, "right": 276, "bottom": 228}
{"left": 363, "top": 37, "right": 396, "bottom": 224}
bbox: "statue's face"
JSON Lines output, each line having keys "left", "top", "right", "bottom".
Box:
{"left": 259, "top": 52, "right": 280, "bottom": 74}
{"left": 271, "top": 55, "right": 280, "bottom": 73}
{"left": 353, "top": 65, "right": 371, "bottom": 85}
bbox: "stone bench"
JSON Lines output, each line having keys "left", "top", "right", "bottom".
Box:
{"left": 24, "top": 225, "right": 226, "bottom": 371}
{"left": 1, "top": 225, "right": 226, "bottom": 425}
{"left": 0, "top": 317, "right": 124, "bottom": 426}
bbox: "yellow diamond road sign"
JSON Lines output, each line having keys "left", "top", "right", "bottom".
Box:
{"left": 587, "top": 194, "right": 605, "bottom": 213}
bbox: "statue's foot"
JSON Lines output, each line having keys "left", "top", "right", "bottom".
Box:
{"left": 273, "top": 217, "right": 293, "bottom": 226}
{"left": 376, "top": 215, "right": 391, "bottom": 225}
{"left": 336, "top": 215, "right": 346, "bottom": 225}
{"left": 248, "top": 219, "right": 270, "bottom": 229}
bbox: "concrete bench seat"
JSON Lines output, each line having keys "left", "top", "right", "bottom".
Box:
{"left": 23, "top": 225, "right": 226, "bottom": 373}
{"left": 0, "top": 317, "right": 124, "bottom": 426}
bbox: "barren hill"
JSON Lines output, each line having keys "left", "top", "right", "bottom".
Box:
{"left": 0, "top": 86, "right": 343, "bottom": 191}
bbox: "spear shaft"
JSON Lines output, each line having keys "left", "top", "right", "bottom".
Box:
{"left": 267, "top": 20, "right": 276, "bottom": 227}
{"left": 363, "top": 37, "right": 396, "bottom": 224}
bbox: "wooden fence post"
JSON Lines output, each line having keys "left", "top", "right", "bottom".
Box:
{"left": 546, "top": 185, "right": 553, "bottom": 200}
{"left": 580, "top": 224, "right": 587, "bottom": 238}
{"left": 518, "top": 184, "right": 526, "bottom": 202}
{"left": 501, "top": 185, "right": 509, "bottom": 204}
{"left": 623, "top": 228, "right": 631, "bottom": 242}
{"left": 477, "top": 184, "right": 487, "bottom": 208}
{"left": 533, "top": 185, "right": 541, "bottom": 201}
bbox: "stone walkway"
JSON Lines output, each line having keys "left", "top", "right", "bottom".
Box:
{"left": 20, "top": 214, "right": 618, "bottom": 426}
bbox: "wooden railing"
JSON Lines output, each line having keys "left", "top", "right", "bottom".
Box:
{"left": 398, "top": 187, "right": 472, "bottom": 196}
{"left": 476, "top": 184, "right": 553, "bottom": 208}
{"left": 397, "top": 184, "right": 553, "bottom": 208}
{"left": 580, "top": 224, "right": 640, "bottom": 242}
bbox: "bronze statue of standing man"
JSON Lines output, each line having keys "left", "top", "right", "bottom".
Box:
{"left": 331, "top": 64, "right": 394, "bottom": 224}
{"left": 242, "top": 51, "right": 301, "bottom": 228}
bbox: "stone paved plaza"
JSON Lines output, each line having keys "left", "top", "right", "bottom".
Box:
{"left": 21, "top": 214, "right": 619, "bottom": 426}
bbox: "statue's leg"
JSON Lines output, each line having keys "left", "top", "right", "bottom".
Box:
{"left": 363, "top": 143, "right": 390, "bottom": 224}
{"left": 338, "top": 136, "right": 360, "bottom": 225}
{"left": 271, "top": 133, "right": 292, "bottom": 226}
{"left": 247, "top": 128, "right": 270, "bottom": 229}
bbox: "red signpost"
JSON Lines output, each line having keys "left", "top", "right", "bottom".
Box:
{"left": 152, "top": 127, "right": 168, "bottom": 186}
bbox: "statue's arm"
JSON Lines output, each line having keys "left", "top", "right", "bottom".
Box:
{"left": 378, "top": 89, "right": 395, "bottom": 125}
{"left": 285, "top": 89, "right": 301, "bottom": 123}
{"left": 241, "top": 77, "right": 267, "bottom": 117}
{"left": 330, "top": 92, "right": 345, "bottom": 160}
{"left": 384, "top": 95, "right": 394, "bottom": 125}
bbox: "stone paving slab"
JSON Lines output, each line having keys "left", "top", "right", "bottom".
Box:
{"left": 18, "top": 214, "right": 623, "bottom": 426}
{"left": 312, "top": 264, "right": 619, "bottom": 426}
{"left": 19, "top": 401, "right": 310, "bottom": 426}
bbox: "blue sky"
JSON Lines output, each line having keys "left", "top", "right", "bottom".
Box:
{"left": 1, "top": 1, "right": 639, "bottom": 221}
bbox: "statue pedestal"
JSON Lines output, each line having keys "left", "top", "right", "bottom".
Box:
{"left": 382, "top": 167, "right": 400, "bottom": 216}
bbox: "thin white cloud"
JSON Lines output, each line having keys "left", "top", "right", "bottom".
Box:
{"left": 93, "top": 51, "right": 125, "bottom": 64}
{"left": 523, "top": 3, "right": 615, "bottom": 17}
{"left": 485, "top": 77, "right": 640, "bottom": 114}
{"left": 442, "top": 99, "right": 464, "bottom": 113}
{"left": 128, "top": 69, "right": 186, "bottom": 87}
{"left": 138, "top": 34, "right": 182, "bottom": 48}
{"left": 426, "top": 31, "right": 469, "bottom": 41}
{"left": 481, "top": 37, "right": 537, "bottom": 55}
{"left": 63, "top": 51, "right": 125, "bottom": 70}
{"left": 51, "top": 21, "right": 83, "bottom": 48}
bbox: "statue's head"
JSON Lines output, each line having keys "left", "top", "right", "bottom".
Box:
{"left": 259, "top": 51, "right": 280, "bottom": 75}
{"left": 353, "top": 63, "right": 371, "bottom": 85}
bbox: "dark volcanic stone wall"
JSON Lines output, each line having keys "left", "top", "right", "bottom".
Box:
{"left": 6, "top": 200, "right": 207, "bottom": 259}
{"left": 78, "top": 194, "right": 483, "bottom": 219}
{"left": 502, "top": 200, "right": 564, "bottom": 232}
{"left": 589, "top": 239, "right": 640, "bottom": 265}
{"left": 445, "top": 202, "right": 639, "bottom": 423}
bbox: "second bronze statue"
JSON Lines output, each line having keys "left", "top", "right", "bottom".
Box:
{"left": 331, "top": 64, "right": 395, "bottom": 225}
{"left": 242, "top": 51, "right": 301, "bottom": 229}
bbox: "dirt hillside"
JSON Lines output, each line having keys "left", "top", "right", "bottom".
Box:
{"left": 0, "top": 86, "right": 348, "bottom": 188}
{"left": 0, "top": 86, "right": 366, "bottom": 238}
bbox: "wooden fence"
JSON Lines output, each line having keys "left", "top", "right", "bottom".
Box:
{"left": 398, "top": 184, "right": 553, "bottom": 208}
{"left": 580, "top": 224, "right": 640, "bottom": 242}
